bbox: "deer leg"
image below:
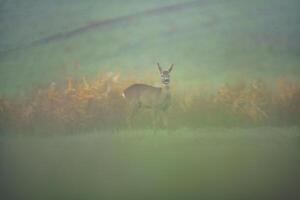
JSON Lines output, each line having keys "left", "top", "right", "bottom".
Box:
{"left": 163, "top": 111, "right": 172, "bottom": 134}
{"left": 162, "top": 111, "right": 169, "bottom": 129}
{"left": 152, "top": 109, "right": 159, "bottom": 133}
{"left": 127, "top": 102, "right": 139, "bottom": 129}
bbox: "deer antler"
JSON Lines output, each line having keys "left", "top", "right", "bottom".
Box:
{"left": 169, "top": 64, "right": 174, "bottom": 72}
{"left": 157, "top": 63, "right": 162, "bottom": 73}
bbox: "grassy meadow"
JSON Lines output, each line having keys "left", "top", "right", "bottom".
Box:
{"left": 1, "top": 128, "right": 300, "bottom": 199}
{"left": 1, "top": 0, "right": 300, "bottom": 199}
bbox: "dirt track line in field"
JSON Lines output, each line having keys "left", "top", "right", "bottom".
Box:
{"left": 1, "top": 0, "right": 208, "bottom": 56}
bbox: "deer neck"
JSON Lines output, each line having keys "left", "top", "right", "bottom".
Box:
{"left": 163, "top": 84, "right": 170, "bottom": 89}
{"left": 157, "top": 84, "right": 171, "bottom": 110}
{"left": 161, "top": 84, "right": 171, "bottom": 97}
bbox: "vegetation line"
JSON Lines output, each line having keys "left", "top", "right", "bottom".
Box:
{"left": 1, "top": 0, "right": 206, "bottom": 56}
{"left": 1, "top": 73, "right": 299, "bottom": 134}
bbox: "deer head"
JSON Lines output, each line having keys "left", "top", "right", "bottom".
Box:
{"left": 157, "top": 63, "right": 174, "bottom": 85}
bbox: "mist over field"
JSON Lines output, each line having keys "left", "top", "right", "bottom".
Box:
{"left": 1, "top": 128, "right": 300, "bottom": 200}
{"left": 1, "top": 0, "right": 300, "bottom": 199}
{"left": 1, "top": 0, "right": 300, "bottom": 95}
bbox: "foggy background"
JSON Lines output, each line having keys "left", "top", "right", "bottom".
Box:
{"left": 1, "top": 0, "right": 300, "bottom": 96}
{"left": 1, "top": 1, "right": 300, "bottom": 199}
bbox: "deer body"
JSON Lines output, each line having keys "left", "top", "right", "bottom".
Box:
{"left": 123, "top": 83, "right": 171, "bottom": 110}
{"left": 122, "top": 63, "right": 173, "bottom": 128}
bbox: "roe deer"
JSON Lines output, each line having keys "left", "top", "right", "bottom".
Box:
{"left": 122, "top": 63, "right": 174, "bottom": 129}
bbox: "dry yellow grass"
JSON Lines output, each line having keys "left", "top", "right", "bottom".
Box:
{"left": 0, "top": 73, "right": 300, "bottom": 134}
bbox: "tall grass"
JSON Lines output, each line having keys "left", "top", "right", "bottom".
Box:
{"left": 1, "top": 73, "right": 299, "bottom": 134}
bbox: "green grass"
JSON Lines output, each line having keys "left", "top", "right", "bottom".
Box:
{"left": 1, "top": 127, "right": 300, "bottom": 199}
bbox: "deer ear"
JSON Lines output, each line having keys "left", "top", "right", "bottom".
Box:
{"left": 157, "top": 63, "right": 162, "bottom": 73}
{"left": 168, "top": 64, "right": 174, "bottom": 73}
